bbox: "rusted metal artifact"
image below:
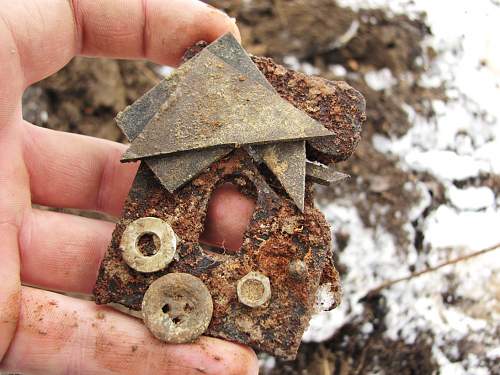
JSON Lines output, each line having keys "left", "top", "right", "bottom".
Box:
{"left": 93, "top": 33, "right": 365, "bottom": 359}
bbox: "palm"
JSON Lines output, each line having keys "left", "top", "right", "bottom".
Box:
{"left": 0, "top": 1, "right": 257, "bottom": 374}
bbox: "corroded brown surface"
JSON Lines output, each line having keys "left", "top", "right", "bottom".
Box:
{"left": 94, "top": 150, "right": 334, "bottom": 359}
{"left": 251, "top": 56, "right": 366, "bottom": 164}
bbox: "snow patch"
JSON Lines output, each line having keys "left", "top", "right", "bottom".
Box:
{"left": 283, "top": 56, "right": 320, "bottom": 76}
{"left": 314, "top": 283, "right": 337, "bottom": 312}
{"left": 424, "top": 205, "right": 500, "bottom": 251}
{"left": 158, "top": 66, "right": 174, "bottom": 76}
{"left": 364, "top": 68, "right": 397, "bottom": 91}
{"left": 309, "top": 1, "right": 500, "bottom": 373}
{"left": 303, "top": 201, "right": 407, "bottom": 342}
{"left": 447, "top": 185, "right": 495, "bottom": 211}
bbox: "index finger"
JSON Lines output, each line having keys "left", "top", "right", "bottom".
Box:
{"left": 0, "top": 0, "right": 240, "bottom": 89}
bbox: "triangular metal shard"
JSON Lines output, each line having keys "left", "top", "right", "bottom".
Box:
{"left": 117, "top": 55, "right": 198, "bottom": 142}
{"left": 147, "top": 147, "right": 233, "bottom": 192}
{"left": 207, "top": 33, "right": 275, "bottom": 91}
{"left": 258, "top": 141, "right": 306, "bottom": 211}
{"left": 116, "top": 78, "right": 173, "bottom": 142}
{"left": 122, "top": 52, "right": 332, "bottom": 161}
{"left": 305, "top": 162, "right": 350, "bottom": 185}
{"left": 206, "top": 34, "right": 309, "bottom": 210}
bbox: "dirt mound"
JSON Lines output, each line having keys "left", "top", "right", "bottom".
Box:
{"left": 211, "top": 0, "right": 430, "bottom": 76}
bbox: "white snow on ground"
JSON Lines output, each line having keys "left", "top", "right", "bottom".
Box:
{"left": 364, "top": 68, "right": 397, "bottom": 91}
{"left": 158, "top": 66, "right": 174, "bottom": 76}
{"left": 303, "top": 201, "right": 408, "bottom": 342}
{"left": 283, "top": 56, "right": 321, "bottom": 76}
{"left": 304, "top": 0, "right": 500, "bottom": 373}
{"left": 446, "top": 185, "right": 495, "bottom": 211}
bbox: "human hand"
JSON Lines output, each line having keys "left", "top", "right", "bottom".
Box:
{"left": 0, "top": 1, "right": 258, "bottom": 374}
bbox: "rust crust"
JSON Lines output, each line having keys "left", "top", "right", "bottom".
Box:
{"left": 251, "top": 56, "right": 366, "bottom": 164}
{"left": 94, "top": 150, "right": 334, "bottom": 359}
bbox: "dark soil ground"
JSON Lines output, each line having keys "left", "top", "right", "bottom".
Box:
{"left": 21, "top": 1, "right": 463, "bottom": 374}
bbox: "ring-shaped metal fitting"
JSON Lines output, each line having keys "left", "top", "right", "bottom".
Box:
{"left": 120, "top": 217, "right": 176, "bottom": 273}
{"left": 237, "top": 271, "right": 272, "bottom": 308}
{"left": 142, "top": 273, "right": 213, "bottom": 343}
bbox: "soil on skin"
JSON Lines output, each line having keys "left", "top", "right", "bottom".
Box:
{"left": 21, "top": 0, "right": 448, "bottom": 373}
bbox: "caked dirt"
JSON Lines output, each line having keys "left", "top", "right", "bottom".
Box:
{"left": 22, "top": 0, "right": 451, "bottom": 373}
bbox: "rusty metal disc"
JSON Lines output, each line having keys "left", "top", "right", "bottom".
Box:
{"left": 142, "top": 273, "right": 213, "bottom": 343}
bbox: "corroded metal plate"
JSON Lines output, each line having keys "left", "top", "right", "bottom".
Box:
{"left": 93, "top": 34, "right": 365, "bottom": 359}
{"left": 94, "top": 150, "right": 338, "bottom": 359}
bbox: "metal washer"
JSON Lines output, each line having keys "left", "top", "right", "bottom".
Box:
{"left": 120, "top": 217, "right": 176, "bottom": 273}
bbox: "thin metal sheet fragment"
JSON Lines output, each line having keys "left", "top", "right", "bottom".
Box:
{"left": 259, "top": 141, "right": 306, "bottom": 211}
{"left": 122, "top": 52, "right": 333, "bottom": 161}
{"left": 207, "top": 34, "right": 310, "bottom": 210}
{"left": 116, "top": 78, "right": 172, "bottom": 141}
{"left": 147, "top": 147, "right": 233, "bottom": 192}
{"left": 117, "top": 59, "right": 195, "bottom": 142}
{"left": 207, "top": 33, "right": 274, "bottom": 91}
{"left": 305, "top": 162, "right": 349, "bottom": 185}
{"left": 116, "top": 59, "right": 230, "bottom": 192}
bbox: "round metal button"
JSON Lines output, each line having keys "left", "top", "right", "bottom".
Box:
{"left": 142, "top": 273, "right": 213, "bottom": 343}
{"left": 120, "top": 217, "right": 176, "bottom": 273}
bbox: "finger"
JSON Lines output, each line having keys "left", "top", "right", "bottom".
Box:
{"left": 200, "top": 183, "right": 256, "bottom": 251}
{"left": 19, "top": 209, "right": 115, "bottom": 294}
{"left": 0, "top": 223, "right": 21, "bottom": 361}
{"left": 23, "top": 121, "right": 257, "bottom": 228}
{"left": 19, "top": 192, "right": 254, "bottom": 295}
{"left": 1, "top": 0, "right": 240, "bottom": 88}
{"left": 0, "top": 287, "right": 258, "bottom": 375}
{"left": 23, "top": 122, "right": 138, "bottom": 217}
{"left": 0, "top": 123, "right": 29, "bottom": 361}
{"left": 0, "top": 21, "right": 22, "bottom": 125}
